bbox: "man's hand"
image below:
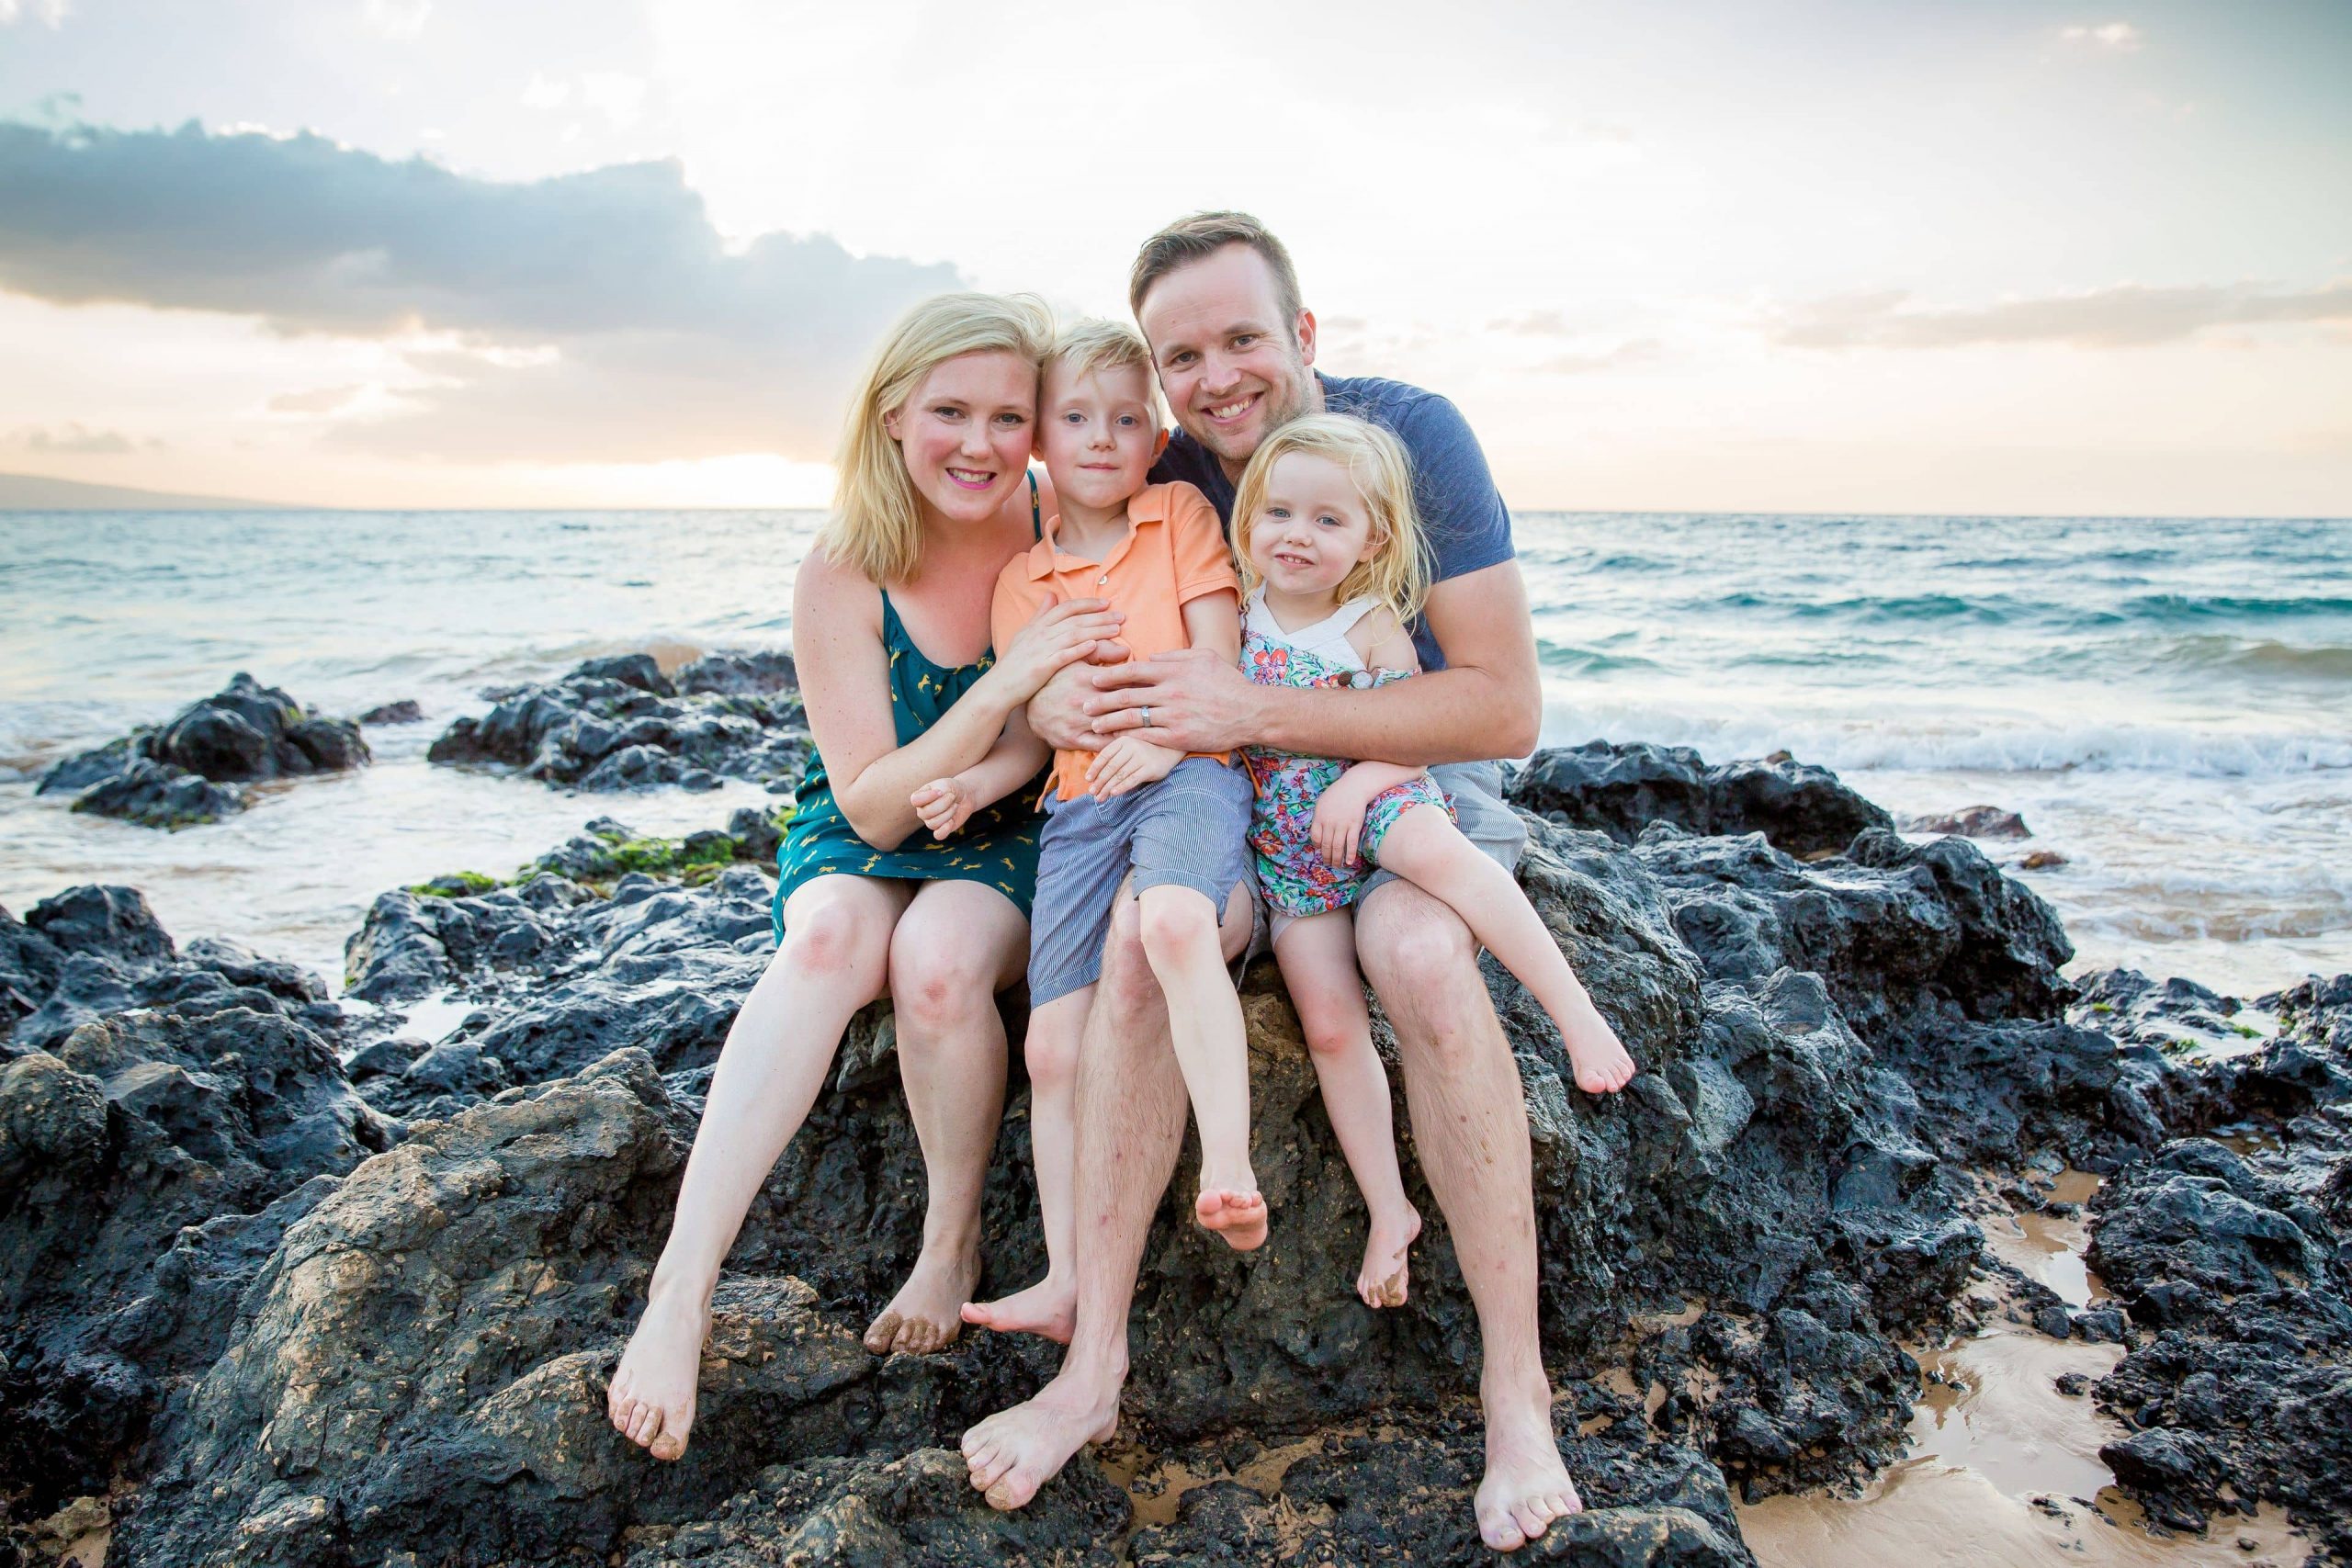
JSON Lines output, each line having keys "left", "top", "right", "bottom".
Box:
{"left": 1085, "top": 648, "right": 1263, "bottom": 753}
{"left": 1028, "top": 649, "right": 1126, "bottom": 752}
{"left": 1085, "top": 735, "right": 1183, "bottom": 800}
{"left": 911, "top": 776, "right": 977, "bottom": 840}
{"left": 1311, "top": 769, "right": 1384, "bottom": 869}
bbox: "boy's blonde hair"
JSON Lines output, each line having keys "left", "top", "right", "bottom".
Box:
{"left": 1232, "top": 413, "right": 1431, "bottom": 626}
{"left": 1046, "top": 317, "right": 1167, "bottom": 427}
{"left": 820, "top": 291, "right": 1055, "bottom": 585}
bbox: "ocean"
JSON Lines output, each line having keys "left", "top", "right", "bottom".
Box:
{"left": 3, "top": 507, "right": 2346, "bottom": 998}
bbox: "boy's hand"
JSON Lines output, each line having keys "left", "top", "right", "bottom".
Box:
{"left": 1312, "top": 771, "right": 1383, "bottom": 869}
{"left": 1086, "top": 736, "right": 1182, "bottom": 800}
{"left": 911, "top": 777, "right": 976, "bottom": 840}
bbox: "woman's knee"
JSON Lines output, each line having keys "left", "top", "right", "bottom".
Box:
{"left": 889, "top": 936, "right": 999, "bottom": 1034}
{"left": 777, "top": 896, "right": 890, "bottom": 984}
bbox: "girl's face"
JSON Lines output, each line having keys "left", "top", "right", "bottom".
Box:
{"left": 884, "top": 349, "right": 1037, "bottom": 524}
{"left": 1246, "top": 450, "right": 1378, "bottom": 602}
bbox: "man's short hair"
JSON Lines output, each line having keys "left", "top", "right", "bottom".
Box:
{"left": 1129, "top": 210, "right": 1305, "bottom": 334}
{"left": 1048, "top": 317, "right": 1166, "bottom": 425}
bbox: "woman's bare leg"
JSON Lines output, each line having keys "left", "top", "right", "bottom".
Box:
{"left": 962, "top": 987, "right": 1091, "bottom": 1342}
{"left": 1374, "top": 807, "right": 1637, "bottom": 1094}
{"left": 609, "top": 874, "right": 906, "bottom": 1460}
{"left": 865, "top": 877, "right": 1027, "bottom": 1353}
{"left": 1273, "top": 909, "right": 1420, "bottom": 1306}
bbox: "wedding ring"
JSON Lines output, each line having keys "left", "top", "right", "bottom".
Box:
{"left": 1139, "top": 705, "right": 1152, "bottom": 728}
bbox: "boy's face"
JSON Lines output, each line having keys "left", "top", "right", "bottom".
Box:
{"left": 1036, "top": 359, "right": 1166, "bottom": 517}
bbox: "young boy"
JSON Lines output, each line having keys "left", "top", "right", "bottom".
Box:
{"left": 913, "top": 320, "right": 1262, "bottom": 1334}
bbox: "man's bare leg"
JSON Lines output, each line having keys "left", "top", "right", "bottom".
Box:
{"left": 609, "top": 874, "right": 905, "bottom": 1461}
{"left": 863, "top": 880, "right": 1026, "bottom": 1354}
{"left": 963, "top": 880, "right": 1252, "bottom": 1509}
{"left": 1356, "top": 878, "right": 1583, "bottom": 1551}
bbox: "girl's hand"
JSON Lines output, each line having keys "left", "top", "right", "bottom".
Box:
{"left": 995, "top": 598, "right": 1127, "bottom": 702}
{"left": 1086, "top": 735, "right": 1182, "bottom": 799}
{"left": 1312, "top": 774, "right": 1379, "bottom": 869}
{"left": 911, "top": 777, "right": 974, "bottom": 840}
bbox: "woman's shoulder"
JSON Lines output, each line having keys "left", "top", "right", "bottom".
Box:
{"left": 794, "top": 546, "right": 884, "bottom": 629}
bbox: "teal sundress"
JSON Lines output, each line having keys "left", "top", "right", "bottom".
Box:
{"left": 771, "top": 476, "right": 1047, "bottom": 940}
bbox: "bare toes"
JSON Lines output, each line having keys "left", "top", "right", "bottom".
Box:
{"left": 1482, "top": 1515, "right": 1527, "bottom": 1551}
{"left": 1511, "top": 1500, "right": 1551, "bottom": 1540}
{"left": 649, "top": 1427, "right": 686, "bottom": 1462}
{"left": 863, "top": 1310, "right": 902, "bottom": 1355}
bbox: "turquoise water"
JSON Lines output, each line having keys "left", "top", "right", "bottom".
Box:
{"left": 3, "top": 507, "right": 2347, "bottom": 994}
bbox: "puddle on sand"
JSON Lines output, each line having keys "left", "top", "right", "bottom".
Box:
{"left": 1738, "top": 1171, "right": 2312, "bottom": 1567}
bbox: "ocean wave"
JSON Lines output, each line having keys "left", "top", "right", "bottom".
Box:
{"left": 2144, "top": 635, "right": 2352, "bottom": 681}
{"left": 2124, "top": 592, "right": 2352, "bottom": 623}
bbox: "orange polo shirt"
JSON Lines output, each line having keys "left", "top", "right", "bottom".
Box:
{"left": 992, "top": 480, "right": 1240, "bottom": 802}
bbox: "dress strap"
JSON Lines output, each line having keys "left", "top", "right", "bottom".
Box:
{"left": 1028, "top": 469, "right": 1041, "bottom": 540}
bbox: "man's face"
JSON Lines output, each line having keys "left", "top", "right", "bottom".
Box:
{"left": 1136, "top": 243, "right": 1317, "bottom": 476}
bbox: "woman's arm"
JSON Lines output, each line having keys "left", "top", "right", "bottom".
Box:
{"left": 912, "top": 708, "right": 1051, "bottom": 838}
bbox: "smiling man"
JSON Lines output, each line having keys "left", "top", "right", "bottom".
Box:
{"left": 958, "top": 212, "right": 1587, "bottom": 1553}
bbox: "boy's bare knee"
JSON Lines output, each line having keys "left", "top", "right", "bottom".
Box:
{"left": 1136, "top": 889, "right": 1219, "bottom": 967}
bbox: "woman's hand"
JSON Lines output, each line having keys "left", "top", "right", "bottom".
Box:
{"left": 1311, "top": 771, "right": 1383, "bottom": 869}
{"left": 993, "top": 598, "right": 1126, "bottom": 703}
{"left": 911, "top": 777, "right": 975, "bottom": 840}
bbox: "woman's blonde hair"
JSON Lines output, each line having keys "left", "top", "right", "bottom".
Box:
{"left": 820, "top": 291, "right": 1055, "bottom": 585}
{"left": 1232, "top": 413, "right": 1431, "bottom": 626}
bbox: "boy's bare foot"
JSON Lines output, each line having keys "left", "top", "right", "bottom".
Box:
{"left": 962, "top": 1375, "right": 1119, "bottom": 1510}
{"left": 1475, "top": 1395, "right": 1584, "bottom": 1551}
{"left": 1357, "top": 1203, "right": 1421, "bottom": 1308}
{"left": 960, "top": 1273, "right": 1077, "bottom": 1343}
{"left": 863, "top": 1240, "right": 979, "bottom": 1355}
{"left": 607, "top": 1282, "right": 710, "bottom": 1461}
{"left": 1193, "top": 1186, "right": 1269, "bottom": 1251}
{"left": 1559, "top": 1010, "right": 1637, "bottom": 1095}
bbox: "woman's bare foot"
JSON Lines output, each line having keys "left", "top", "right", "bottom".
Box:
{"left": 1475, "top": 1398, "right": 1584, "bottom": 1551}
{"left": 1356, "top": 1203, "right": 1421, "bottom": 1307}
{"left": 962, "top": 1374, "right": 1119, "bottom": 1510}
{"left": 863, "top": 1241, "right": 979, "bottom": 1355}
{"left": 1194, "top": 1186, "right": 1269, "bottom": 1251}
{"left": 960, "top": 1272, "right": 1076, "bottom": 1343}
{"left": 1558, "top": 1008, "right": 1637, "bottom": 1095}
{"left": 607, "top": 1281, "right": 711, "bottom": 1461}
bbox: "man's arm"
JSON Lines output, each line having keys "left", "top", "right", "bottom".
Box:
{"left": 1084, "top": 558, "right": 1540, "bottom": 764}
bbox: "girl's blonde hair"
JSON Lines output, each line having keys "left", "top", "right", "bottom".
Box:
{"left": 1232, "top": 413, "right": 1431, "bottom": 626}
{"left": 820, "top": 291, "right": 1056, "bottom": 585}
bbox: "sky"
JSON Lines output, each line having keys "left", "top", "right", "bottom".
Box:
{"left": 1, "top": 0, "right": 2347, "bottom": 514}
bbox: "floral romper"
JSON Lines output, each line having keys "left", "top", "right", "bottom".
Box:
{"left": 1238, "top": 589, "right": 1454, "bottom": 919}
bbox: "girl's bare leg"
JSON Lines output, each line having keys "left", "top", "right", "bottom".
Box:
{"left": 1136, "top": 883, "right": 1263, "bottom": 1250}
{"left": 1373, "top": 807, "right": 1637, "bottom": 1094}
{"left": 609, "top": 874, "right": 907, "bottom": 1461}
{"left": 865, "top": 878, "right": 1029, "bottom": 1354}
{"left": 1273, "top": 908, "right": 1421, "bottom": 1306}
{"left": 961, "top": 987, "right": 1091, "bottom": 1342}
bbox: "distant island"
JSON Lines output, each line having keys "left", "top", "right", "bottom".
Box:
{"left": 0, "top": 470, "right": 293, "bottom": 510}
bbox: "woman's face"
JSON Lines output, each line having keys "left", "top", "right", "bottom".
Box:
{"left": 884, "top": 349, "right": 1038, "bottom": 524}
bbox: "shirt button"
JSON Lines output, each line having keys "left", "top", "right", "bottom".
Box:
{"left": 1098, "top": 574, "right": 1109, "bottom": 585}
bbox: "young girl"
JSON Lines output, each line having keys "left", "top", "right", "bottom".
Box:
{"left": 1234, "top": 414, "right": 1638, "bottom": 1309}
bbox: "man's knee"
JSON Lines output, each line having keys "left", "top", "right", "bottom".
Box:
{"left": 1094, "top": 896, "right": 1161, "bottom": 1017}
{"left": 1358, "top": 888, "right": 1489, "bottom": 1054}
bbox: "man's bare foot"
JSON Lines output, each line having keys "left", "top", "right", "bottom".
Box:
{"left": 607, "top": 1282, "right": 710, "bottom": 1461}
{"left": 862, "top": 1241, "right": 979, "bottom": 1355}
{"left": 1475, "top": 1404, "right": 1584, "bottom": 1551}
{"left": 1559, "top": 1009, "right": 1637, "bottom": 1095}
{"left": 1356, "top": 1203, "right": 1421, "bottom": 1307}
{"left": 1194, "top": 1186, "right": 1269, "bottom": 1251}
{"left": 960, "top": 1273, "right": 1076, "bottom": 1344}
{"left": 961, "top": 1378, "right": 1119, "bottom": 1510}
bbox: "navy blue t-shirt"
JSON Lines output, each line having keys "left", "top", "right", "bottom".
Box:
{"left": 1149, "top": 371, "right": 1515, "bottom": 671}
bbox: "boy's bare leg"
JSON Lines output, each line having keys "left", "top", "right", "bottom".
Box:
{"left": 964, "top": 881, "right": 1251, "bottom": 1510}
{"left": 1137, "top": 884, "right": 1263, "bottom": 1250}
{"left": 610, "top": 874, "right": 906, "bottom": 1461}
{"left": 1273, "top": 909, "right": 1419, "bottom": 1305}
{"left": 863, "top": 879, "right": 1026, "bottom": 1354}
{"left": 1355, "top": 878, "right": 1583, "bottom": 1551}
{"left": 1374, "top": 807, "right": 1635, "bottom": 1094}
{"left": 962, "top": 988, "right": 1092, "bottom": 1342}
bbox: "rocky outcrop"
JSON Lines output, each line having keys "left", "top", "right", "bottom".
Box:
{"left": 428, "top": 650, "right": 810, "bottom": 793}
{"left": 1506, "top": 741, "right": 1892, "bottom": 859}
{"left": 1900, "top": 805, "right": 2030, "bottom": 840}
{"left": 34, "top": 673, "right": 370, "bottom": 828}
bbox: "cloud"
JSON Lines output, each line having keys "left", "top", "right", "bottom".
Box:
{"left": 362, "top": 0, "right": 430, "bottom": 39}
{"left": 1488, "top": 310, "right": 1573, "bottom": 337}
{"left": 6, "top": 422, "right": 144, "bottom": 454}
{"left": 1533, "top": 338, "right": 1663, "bottom": 374}
{"left": 0, "top": 118, "right": 964, "bottom": 462}
{"left": 267, "top": 385, "right": 365, "bottom": 414}
{"left": 2059, "top": 21, "right": 2143, "bottom": 51}
{"left": 579, "top": 73, "right": 646, "bottom": 129}
{"left": 520, "top": 73, "right": 571, "bottom": 110}
{"left": 1774, "top": 282, "right": 2352, "bottom": 351}
{"left": 0, "top": 0, "right": 70, "bottom": 25}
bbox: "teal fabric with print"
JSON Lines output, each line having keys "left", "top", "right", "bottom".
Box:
{"left": 771, "top": 479, "right": 1047, "bottom": 939}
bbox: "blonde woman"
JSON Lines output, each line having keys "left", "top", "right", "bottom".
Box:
{"left": 607, "top": 294, "right": 1125, "bottom": 1462}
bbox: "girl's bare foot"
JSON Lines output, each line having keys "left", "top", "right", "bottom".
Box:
{"left": 607, "top": 1283, "right": 710, "bottom": 1461}
{"left": 1194, "top": 1186, "right": 1269, "bottom": 1251}
{"left": 960, "top": 1273, "right": 1077, "bottom": 1343}
{"left": 1559, "top": 1010, "right": 1637, "bottom": 1095}
{"left": 863, "top": 1241, "right": 979, "bottom": 1355}
{"left": 1356, "top": 1202, "right": 1421, "bottom": 1307}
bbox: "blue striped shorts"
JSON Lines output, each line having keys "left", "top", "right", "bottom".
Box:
{"left": 1026, "top": 755, "right": 1254, "bottom": 1007}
